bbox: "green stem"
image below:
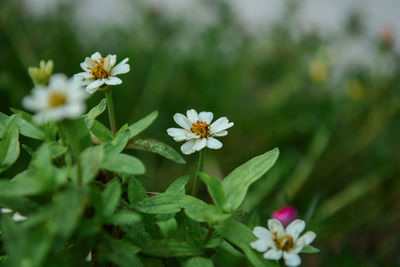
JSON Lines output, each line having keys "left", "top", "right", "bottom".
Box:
{"left": 204, "top": 227, "right": 214, "bottom": 244}
{"left": 191, "top": 150, "right": 205, "bottom": 197}
{"left": 56, "top": 123, "right": 73, "bottom": 168}
{"left": 62, "top": 120, "right": 83, "bottom": 186}
{"left": 104, "top": 88, "right": 117, "bottom": 135}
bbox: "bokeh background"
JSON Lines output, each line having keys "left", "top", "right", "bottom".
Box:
{"left": 1, "top": 0, "right": 400, "bottom": 266}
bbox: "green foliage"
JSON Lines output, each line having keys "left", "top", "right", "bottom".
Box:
{"left": 101, "top": 153, "right": 145, "bottom": 175}
{"left": 128, "top": 111, "right": 158, "bottom": 138}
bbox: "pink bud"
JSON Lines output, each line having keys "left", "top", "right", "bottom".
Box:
{"left": 271, "top": 206, "right": 298, "bottom": 227}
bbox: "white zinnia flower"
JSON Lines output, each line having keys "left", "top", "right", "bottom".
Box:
{"left": 251, "top": 219, "right": 316, "bottom": 267}
{"left": 74, "top": 52, "right": 130, "bottom": 94}
{"left": 23, "top": 74, "right": 88, "bottom": 123}
{"left": 167, "top": 109, "right": 234, "bottom": 155}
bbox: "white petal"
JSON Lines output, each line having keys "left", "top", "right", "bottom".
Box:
{"left": 199, "top": 111, "right": 213, "bottom": 124}
{"left": 186, "top": 109, "right": 199, "bottom": 123}
{"left": 167, "top": 128, "right": 188, "bottom": 141}
{"left": 84, "top": 57, "right": 96, "bottom": 68}
{"left": 210, "top": 117, "right": 234, "bottom": 133}
{"left": 268, "top": 219, "right": 285, "bottom": 237}
{"left": 91, "top": 52, "right": 102, "bottom": 60}
{"left": 286, "top": 219, "right": 305, "bottom": 240}
{"left": 296, "top": 231, "right": 316, "bottom": 247}
{"left": 0, "top": 208, "right": 12, "bottom": 213}
{"left": 105, "top": 77, "right": 122, "bottom": 85}
{"left": 104, "top": 55, "right": 117, "bottom": 71}
{"left": 181, "top": 140, "right": 196, "bottom": 155}
{"left": 250, "top": 240, "right": 272, "bottom": 253}
{"left": 253, "top": 226, "right": 274, "bottom": 240}
{"left": 80, "top": 61, "right": 88, "bottom": 71}
{"left": 85, "top": 80, "right": 105, "bottom": 94}
{"left": 173, "top": 113, "right": 192, "bottom": 130}
{"left": 283, "top": 252, "right": 301, "bottom": 267}
{"left": 74, "top": 72, "right": 92, "bottom": 80}
{"left": 111, "top": 58, "right": 130, "bottom": 75}
{"left": 213, "top": 130, "right": 228, "bottom": 137}
{"left": 193, "top": 138, "right": 207, "bottom": 151}
{"left": 86, "top": 251, "right": 92, "bottom": 262}
{"left": 206, "top": 137, "right": 222, "bottom": 149}
{"left": 263, "top": 248, "right": 283, "bottom": 260}
{"left": 12, "top": 213, "right": 27, "bottom": 222}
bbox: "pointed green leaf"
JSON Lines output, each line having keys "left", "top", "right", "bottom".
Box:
{"left": 165, "top": 175, "right": 190, "bottom": 194}
{"left": 222, "top": 148, "right": 279, "bottom": 212}
{"left": 12, "top": 114, "right": 45, "bottom": 140}
{"left": 80, "top": 145, "right": 104, "bottom": 184}
{"left": 128, "top": 138, "right": 185, "bottom": 164}
{"left": 199, "top": 172, "right": 227, "bottom": 210}
{"left": 134, "top": 193, "right": 182, "bottom": 214}
{"left": 102, "top": 180, "right": 122, "bottom": 217}
{"left": 156, "top": 217, "right": 178, "bottom": 238}
{"left": 0, "top": 115, "right": 20, "bottom": 173}
{"left": 301, "top": 245, "right": 320, "bottom": 253}
{"left": 91, "top": 120, "right": 113, "bottom": 142}
{"left": 182, "top": 257, "right": 214, "bottom": 267}
{"left": 101, "top": 153, "right": 145, "bottom": 175}
{"left": 47, "top": 141, "right": 68, "bottom": 159}
{"left": 128, "top": 111, "right": 158, "bottom": 138}
{"left": 104, "top": 128, "right": 130, "bottom": 154}
{"left": 107, "top": 211, "right": 142, "bottom": 225}
{"left": 128, "top": 177, "right": 147, "bottom": 204}
{"left": 141, "top": 239, "right": 202, "bottom": 258}
{"left": 83, "top": 98, "right": 107, "bottom": 128}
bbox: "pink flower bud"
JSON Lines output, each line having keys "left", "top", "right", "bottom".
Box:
{"left": 271, "top": 206, "right": 298, "bottom": 227}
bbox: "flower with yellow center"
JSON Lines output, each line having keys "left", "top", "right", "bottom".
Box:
{"left": 167, "top": 109, "right": 234, "bottom": 155}
{"left": 23, "top": 74, "right": 88, "bottom": 123}
{"left": 74, "top": 52, "right": 130, "bottom": 94}
{"left": 251, "top": 219, "right": 316, "bottom": 267}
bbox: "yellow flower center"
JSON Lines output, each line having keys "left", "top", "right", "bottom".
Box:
{"left": 89, "top": 58, "right": 109, "bottom": 79}
{"left": 190, "top": 121, "right": 210, "bottom": 139}
{"left": 48, "top": 92, "right": 67, "bottom": 108}
{"left": 273, "top": 232, "right": 294, "bottom": 252}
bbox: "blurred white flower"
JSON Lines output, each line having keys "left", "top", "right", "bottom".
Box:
{"left": 23, "top": 74, "right": 88, "bottom": 123}
{"left": 12, "top": 213, "right": 27, "bottom": 222}
{"left": 74, "top": 52, "right": 130, "bottom": 94}
{"left": 0, "top": 208, "right": 12, "bottom": 213}
{"left": 167, "top": 109, "right": 234, "bottom": 155}
{"left": 251, "top": 219, "right": 316, "bottom": 267}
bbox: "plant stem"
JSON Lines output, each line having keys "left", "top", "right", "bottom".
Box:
{"left": 104, "top": 88, "right": 117, "bottom": 135}
{"left": 204, "top": 228, "right": 214, "bottom": 244}
{"left": 56, "top": 123, "right": 73, "bottom": 168}
{"left": 62, "top": 120, "right": 83, "bottom": 186}
{"left": 191, "top": 150, "right": 205, "bottom": 197}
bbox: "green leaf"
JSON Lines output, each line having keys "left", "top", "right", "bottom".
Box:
{"left": 47, "top": 141, "right": 68, "bottom": 159}
{"left": 0, "top": 196, "right": 39, "bottom": 215}
{"left": 141, "top": 239, "right": 202, "bottom": 258}
{"left": 156, "top": 217, "right": 178, "bottom": 238}
{"left": 91, "top": 120, "right": 113, "bottom": 142}
{"left": 13, "top": 114, "right": 45, "bottom": 140}
{"left": 128, "top": 138, "right": 185, "bottom": 164}
{"left": 59, "top": 118, "right": 92, "bottom": 154}
{"left": 301, "top": 245, "right": 320, "bottom": 253}
{"left": 107, "top": 211, "right": 142, "bottom": 225}
{"left": 128, "top": 177, "right": 148, "bottom": 204}
{"left": 199, "top": 172, "right": 227, "bottom": 210}
{"left": 215, "top": 219, "right": 279, "bottom": 267}
{"left": 222, "top": 148, "right": 279, "bottom": 212}
{"left": 165, "top": 175, "right": 190, "bottom": 194}
{"left": 103, "top": 128, "right": 130, "bottom": 154}
{"left": 102, "top": 180, "right": 122, "bottom": 217}
{"left": 83, "top": 98, "right": 107, "bottom": 129}
{"left": 80, "top": 145, "right": 104, "bottom": 184}
{"left": 0, "top": 115, "right": 20, "bottom": 173}
{"left": 182, "top": 257, "right": 214, "bottom": 267}
{"left": 128, "top": 111, "right": 158, "bottom": 138}
{"left": 101, "top": 153, "right": 145, "bottom": 175}
{"left": 134, "top": 193, "right": 182, "bottom": 214}
{"left": 98, "top": 236, "right": 143, "bottom": 267}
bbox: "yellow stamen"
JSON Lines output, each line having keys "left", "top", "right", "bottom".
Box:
{"left": 48, "top": 92, "right": 67, "bottom": 108}
{"left": 89, "top": 58, "right": 109, "bottom": 79}
{"left": 273, "top": 233, "right": 294, "bottom": 252}
{"left": 190, "top": 121, "right": 210, "bottom": 139}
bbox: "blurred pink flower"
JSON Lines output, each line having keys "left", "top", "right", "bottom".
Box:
{"left": 271, "top": 206, "right": 298, "bottom": 227}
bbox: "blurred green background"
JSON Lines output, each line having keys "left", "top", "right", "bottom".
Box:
{"left": 1, "top": 0, "right": 400, "bottom": 266}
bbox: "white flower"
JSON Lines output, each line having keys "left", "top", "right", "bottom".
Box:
{"left": 167, "top": 109, "right": 234, "bottom": 155}
{"left": 0, "top": 208, "right": 12, "bottom": 214}
{"left": 74, "top": 52, "right": 130, "bottom": 94}
{"left": 23, "top": 74, "right": 88, "bottom": 123}
{"left": 12, "top": 212, "right": 27, "bottom": 222}
{"left": 251, "top": 219, "right": 316, "bottom": 267}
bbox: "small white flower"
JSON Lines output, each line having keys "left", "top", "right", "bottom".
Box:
{"left": 167, "top": 109, "right": 234, "bottom": 155}
{"left": 251, "top": 219, "right": 316, "bottom": 267}
{"left": 23, "top": 74, "right": 88, "bottom": 124}
{"left": 12, "top": 212, "right": 27, "bottom": 222}
{"left": 0, "top": 208, "right": 12, "bottom": 213}
{"left": 74, "top": 52, "right": 130, "bottom": 94}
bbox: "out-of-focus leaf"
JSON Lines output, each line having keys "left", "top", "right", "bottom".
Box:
{"left": 59, "top": 118, "right": 92, "bottom": 154}
{"left": 11, "top": 114, "right": 45, "bottom": 140}
{"left": 134, "top": 193, "right": 182, "bottom": 214}
{"left": 215, "top": 219, "right": 278, "bottom": 267}
{"left": 80, "top": 145, "right": 104, "bottom": 184}
{"left": 182, "top": 257, "right": 214, "bottom": 267}
{"left": 128, "top": 138, "right": 185, "bottom": 164}
{"left": 106, "top": 211, "right": 141, "bottom": 225}
{"left": 128, "top": 111, "right": 158, "bottom": 138}
{"left": 156, "top": 217, "right": 177, "bottom": 238}
{"left": 222, "top": 148, "right": 279, "bottom": 212}
{"left": 165, "top": 175, "right": 190, "bottom": 194}
{"left": 101, "top": 153, "right": 145, "bottom": 175}
{"left": 98, "top": 236, "right": 143, "bottom": 267}
{"left": 83, "top": 98, "right": 107, "bottom": 129}
{"left": 141, "top": 239, "right": 202, "bottom": 258}
{"left": 103, "top": 128, "right": 130, "bottom": 154}
{"left": 199, "top": 172, "right": 227, "bottom": 210}
{"left": 0, "top": 196, "right": 39, "bottom": 215}
{"left": 301, "top": 245, "right": 320, "bottom": 253}
{"left": 102, "top": 179, "right": 122, "bottom": 217}
{"left": 91, "top": 120, "right": 113, "bottom": 142}
{"left": 128, "top": 177, "right": 147, "bottom": 204}
{"left": 47, "top": 141, "right": 68, "bottom": 159}
{"left": 0, "top": 115, "right": 20, "bottom": 173}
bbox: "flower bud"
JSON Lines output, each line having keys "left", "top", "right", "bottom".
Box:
{"left": 28, "top": 60, "right": 54, "bottom": 86}
{"left": 271, "top": 206, "right": 298, "bottom": 227}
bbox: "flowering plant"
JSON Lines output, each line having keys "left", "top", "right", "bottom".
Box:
{"left": 0, "top": 53, "right": 318, "bottom": 266}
